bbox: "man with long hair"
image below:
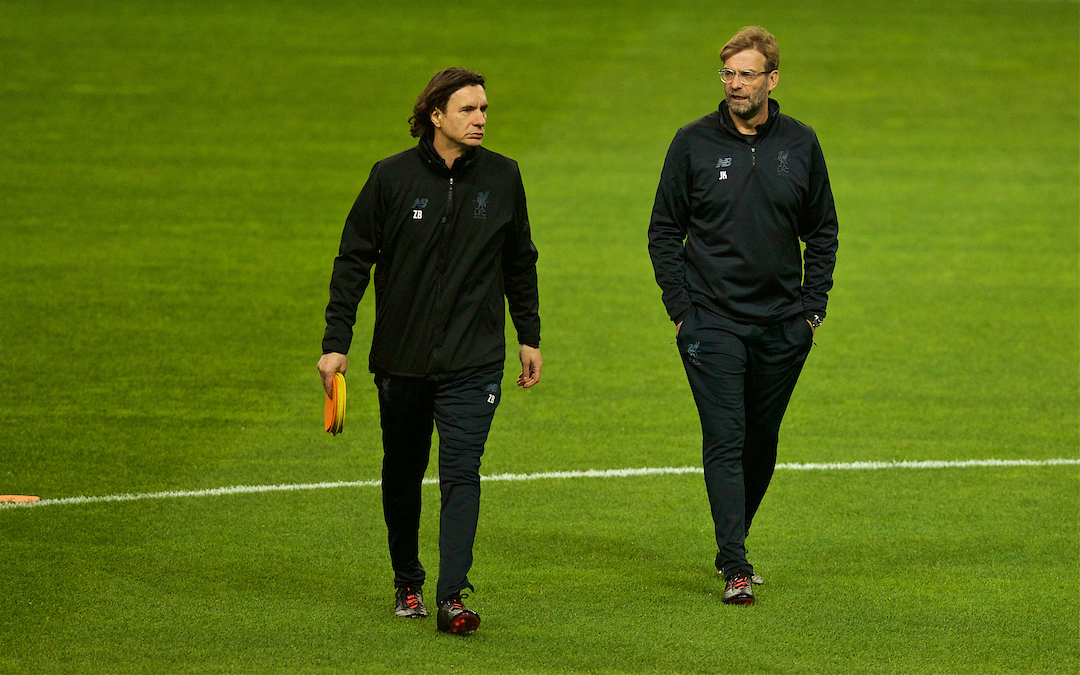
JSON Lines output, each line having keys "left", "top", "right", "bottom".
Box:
{"left": 319, "top": 67, "right": 542, "bottom": 633}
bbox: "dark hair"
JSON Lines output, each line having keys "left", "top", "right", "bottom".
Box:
{"left": 720, "top": 26, "right": 780, "bottom": 72}
{"left": 409, "top": 67, "right": 486, "bottom": 138}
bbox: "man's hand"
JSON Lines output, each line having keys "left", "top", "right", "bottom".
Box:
{"left": 806, "top": 320, "right": 816, "bottom": 335}
{"left": 676, "top": 321, "right": 683, "bottom": 337}
{"left": 517, "top": 345, "right": 542, "bottom": 388}
{"left": 317, "top": 352, "right": 348, "bottom": 396}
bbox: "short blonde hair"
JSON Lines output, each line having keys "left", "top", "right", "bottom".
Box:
{"left": 720, "top": 26, "right": 779, "bottom": 72}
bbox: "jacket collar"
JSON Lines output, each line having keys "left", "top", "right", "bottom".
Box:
{"left": 417, "top": 130, "right": 480, "bottom": 177}
{"left": 717, "top": 98, "right": 780, "bottom": 138}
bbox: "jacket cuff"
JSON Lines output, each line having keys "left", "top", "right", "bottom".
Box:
{"left": 673, "top": 308, "right": 694, "bottom": 326}
{"left": 322, "top": 337, "right": 351, "bottom": 355}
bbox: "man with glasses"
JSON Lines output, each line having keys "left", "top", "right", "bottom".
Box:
{"left": 648, "top": 26, "right": 838, "bottom": 605}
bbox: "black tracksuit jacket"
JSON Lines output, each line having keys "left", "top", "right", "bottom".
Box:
{"left": 322, "top": 133, "right": 540, "bottom": 380}
{"left": 648, "top": 99, "right": 838, "bottom": 326}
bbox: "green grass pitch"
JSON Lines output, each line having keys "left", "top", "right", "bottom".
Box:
{"left": 1, "top": 1, "right": 1077, "bottom": 673}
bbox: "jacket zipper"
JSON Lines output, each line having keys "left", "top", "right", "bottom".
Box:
{"left": 437, "top": 176, "right": 455, "bottom": 269}
{"left": 430, "top": 175, "right": 455, "bottom": 371}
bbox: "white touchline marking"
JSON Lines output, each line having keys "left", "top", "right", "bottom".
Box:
{"left": 2, "top": 458, "right": 1077, "bottom": 510}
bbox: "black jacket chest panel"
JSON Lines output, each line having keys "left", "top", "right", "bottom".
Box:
{"left": 687, "top": 116, "right": 811, "bottom": 235}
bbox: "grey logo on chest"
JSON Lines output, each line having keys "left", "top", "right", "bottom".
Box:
{"left": 474, "top": 191, "right": 489, "bottom": 219}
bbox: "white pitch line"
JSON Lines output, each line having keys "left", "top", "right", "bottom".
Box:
{"left": 775, "top": 458, "right": 1080, "bottom": 471}
{"left": 2, "top": 458, "right": 1077, "bottom": 510}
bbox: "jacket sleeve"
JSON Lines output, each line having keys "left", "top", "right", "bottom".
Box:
{"left": 502, "top": 165, "right": 541, "bottom": 348}
{"left": 797, "top": 135, "right": 839, "bottom": 319}
{"left": 648, "top": 129, "right": 694, "bottom": 324}
{"left": 321, "top": 163, "right": 383, "bottom": 355}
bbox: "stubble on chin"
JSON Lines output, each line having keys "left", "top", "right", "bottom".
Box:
{"left": 727, "top": 96, "right": 762, "bottom": 121}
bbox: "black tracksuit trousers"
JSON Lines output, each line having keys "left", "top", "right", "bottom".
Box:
{"left": 676, "top": 305, "right": 813, "bottom": 579}
{"left": 375, "top": 369, "right": 502, "bottom": 601}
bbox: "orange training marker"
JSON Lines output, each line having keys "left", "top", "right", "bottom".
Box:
{"left": 324, "top": 376, "right": 338, "bottom": 433}
{"left": 325, "top": 373, "right": 346, "bottom": 435}
{"left": 0, "top": 495, "right": 40, "bottom": 503}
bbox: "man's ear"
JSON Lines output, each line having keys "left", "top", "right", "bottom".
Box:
{"left": 430, "top": 108, "right": 443, "bottom": 129}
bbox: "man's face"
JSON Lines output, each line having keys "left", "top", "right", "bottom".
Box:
{"left": 431, "top": 84, "right": 488, "bottom": 150}
{"left": 723, "top": 49, "right": 778, "bottom": 121}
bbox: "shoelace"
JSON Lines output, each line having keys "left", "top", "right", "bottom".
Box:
{"left": 727, "top": 575, "right": 751, "bottom": 591}
{"left": 446, "top": 593, "right": 469, "bottom": 610}
{"left": 402, "top": 588, "right": 422, "bottom": 609}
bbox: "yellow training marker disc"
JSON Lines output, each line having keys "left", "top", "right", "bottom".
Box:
{"left": 334, "top": 372, "right": 346, "bottom": 434}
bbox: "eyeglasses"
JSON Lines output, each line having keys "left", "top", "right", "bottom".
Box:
{"left": 718, "top": 68, "right": 774, "bottom": 84}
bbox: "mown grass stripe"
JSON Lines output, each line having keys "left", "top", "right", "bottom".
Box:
{"left": 3, "top": 458, "right": 1077, "bottom": 510}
